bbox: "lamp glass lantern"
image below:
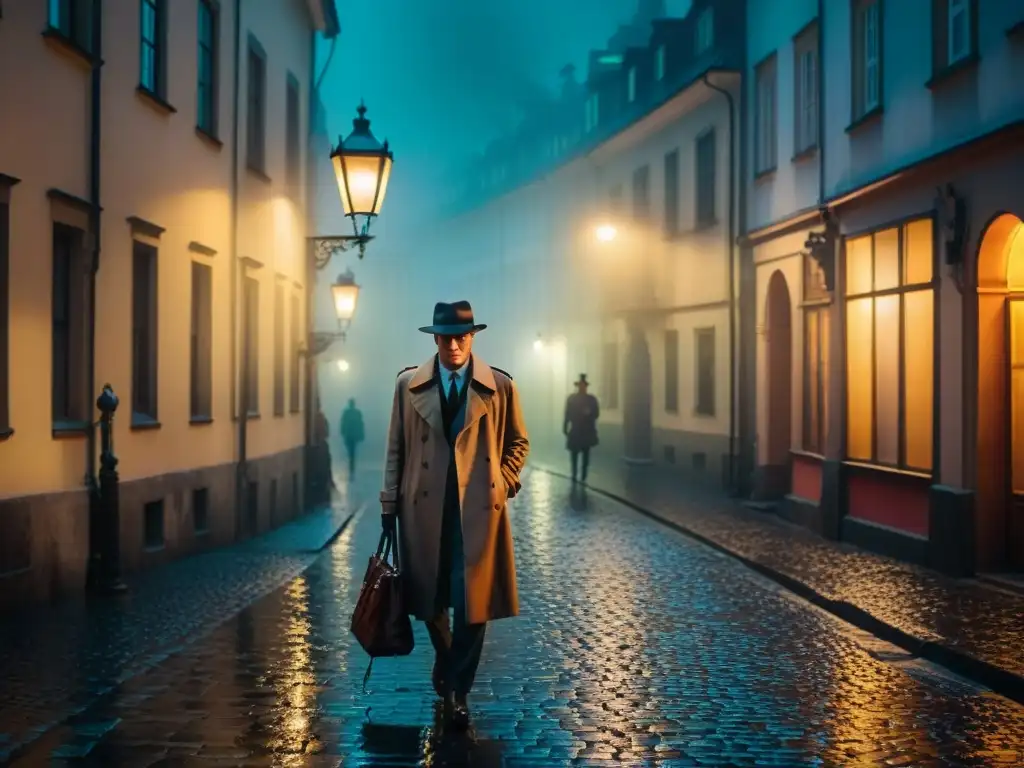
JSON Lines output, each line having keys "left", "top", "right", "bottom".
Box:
{"left": 331, "top": 269, "right": 360, "bottom": 329}
{"left": 331, "top": 102, "right": 394, "bottom": 237}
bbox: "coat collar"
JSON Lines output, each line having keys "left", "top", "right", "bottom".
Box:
{"left": 408, "top": 354, "right": 496, "bottom": 437}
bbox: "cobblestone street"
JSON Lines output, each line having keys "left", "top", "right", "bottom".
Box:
{"left": 6, "top": 469, "right": 1024, "bottom": 767}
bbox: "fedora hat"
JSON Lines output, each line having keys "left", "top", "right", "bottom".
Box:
{"left": 574, "top": 373, "right": 589, "bottom": 387}
{"left": 418, "top": 300, "right": 488, "bottom": 335}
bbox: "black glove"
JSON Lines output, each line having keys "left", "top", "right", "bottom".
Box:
{"left": 381, "top": 513, "right": 397, "bottom": 537}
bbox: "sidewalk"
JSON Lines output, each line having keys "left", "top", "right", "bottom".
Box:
{"left": 0, "top": 486, "right": 367, "bottom": 765}
{"left": 532, "top": 454, "right": 1024, "bottom": 704}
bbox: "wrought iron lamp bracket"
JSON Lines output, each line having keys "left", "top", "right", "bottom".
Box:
{"left": 309, "top": 234, "right": 374, "bottom": 270}
{"left": 803, "top": 210, "right": 839, "bottom": 293}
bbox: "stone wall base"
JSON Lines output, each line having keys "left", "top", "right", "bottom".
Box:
{"left": 0, "top": 446, "right": 305, "bottom": 612}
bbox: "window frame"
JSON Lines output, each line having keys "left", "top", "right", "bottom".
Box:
{"left": 754, "top": 54, "right": 778, "bottom": 175}
{"left": 246, "top": 35, "right": 268, "bottom": 174}
{"left": 696, "top": 7, "right": 714, "bottom": 54}
{"left": 664, "top": 329, "right": 679, "bottom": 413}
{"left": 654, "top": 44, "right": 666, "bottom": 81}
{"left": 285, "top": 73, "right": 301, "bottom": 194}
{"left": 51, "top": 221, "right": 88, "bottom": 428}
{"left": 793, "top": 22, "right": 819, "bottom": 155}
{"left": 289, "top": 292, "right": 301, "bottom": 413}
{"left": 189, "top": 260, "right": 213, "bottom": 421}
{"left": 139, "top": 0, "right": 167, "bottom": 98}
{"left": 851, "top": 0, "right": 883, "bottom": 120}
{"left": 243, "top": 274, "right": 260, "bottom": 416}
{"left": 803, "top": 304, "right": 829, "bottom": 455}
{"left": 196, "top": 0, "right": 219, "bottom": 137}
{"left": 694, "top": 327, "right": 716, "bottom": 417}
{"left": 663, "top": 149, "right": 679, "bottom": 236}
{"left": 273, "top": 282, "right": 285, "bottom": 417}
{"left": 632, "top": 165, "right": 650, "bottom": 222}
{"left": 695, "top": 128, "right": 716, "bottom": 228}
{"left": 131, "top": 239, "right": 159, "bottom": 424}
{"left": 47, "top": 0, "right": 95, "bottom": 55}
{"left": 842, "top": 215, "right": 936, "bottom": 473}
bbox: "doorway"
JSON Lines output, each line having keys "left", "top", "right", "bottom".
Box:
{"left": 623, "top": 325, "right": 653, "bottom": 463}
{"left": 977, "top": 212, "right": 1024, "bottom": 571}
{"left": 763, "top": 270, "right": 793, "bottom": 498}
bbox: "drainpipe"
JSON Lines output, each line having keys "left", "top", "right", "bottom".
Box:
{"left": 231, "top": 0, "right": 245, "bottom": 535}
{"left": 85, "top": 0, "right": 104, "bottom": 485}
{"left": 702, "top": 73, "right": 737, "bottom": 492}
{"left": 84, "top": 0, "right": 104, "bottom": 587}
{"left": 817, "top": 0, "right": 826, "bottom": 205}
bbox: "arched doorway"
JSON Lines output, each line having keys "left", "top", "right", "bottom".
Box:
{"left": 976, "top": 212, "right": 1024, "bottom": 571}
{"left": 764, "top": 270, "right": 793, "bottom": 497}
{"left": 623, "top": 324, "right": 653, "bottom": 463}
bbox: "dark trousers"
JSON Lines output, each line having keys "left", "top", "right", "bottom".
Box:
{"left": 344, "top": 439, "right": 357, "bottom": 477}
{"left": 570, "top": 448, "right": 590, "bottom": 481}
{"left": 428, "top": 439, "right": 487, "bottom": 696}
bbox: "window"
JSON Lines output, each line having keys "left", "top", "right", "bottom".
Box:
{"left": 844, "top": 218, "right": 934, "bottom": 471}
{"left": 139, "top": 0, "right": 166, "bottom": 96}
{"left": 286, "top": 74, "right": 301, "bottom": 194}
{"left": 192, "top": 487, "right": 209, "bottom": 534}
{"left": 52, "top": 223, "right": 88, "bottom": 426}
{"left": 48, "top": 0, "right": 94, "bottom": 54}
{"left": 196, "top": 0, "right": 218, "bottom": 136}
{"left": 243, "top": 275, "right": 259, "bottom": 415}
{"left": 132, "top": 241, "right": 159, "bottom": 423}
{"left": 289, "top": 293, "right": 301, "bottom": 413}
{"left": 603, "top": 341, "right": 619, "bottom": 409}
{"left": 664, "top": 329, "right": 679, "bottom": 413}
{"left": 584, "top": 92, "right": 599, "bottom": 133}
{"left": 627, "top": 66, "right": 637, "bottom": 103}
{"left": 632, "top": 165, "right": 650, "bottom": 221}
{"left": 852, "top": 0, "right": 882, "bottom": 119}
{"left": 273, "top": 283, "right": 284, "bottom": 416}
{"left": 755, "top": 55, "right": 777, "bottom": 174}
{"left": 0, "top": 197, "right": 8, "bottom": 434}
{"left": 695, "top": 328, "right": 716, "bottom": 416}
{"left": 932, "top": 0, "right": 975, "bottom": 73}
{"left": 794, "top": 23, "right": 819, "bottom": 154}
{"left": 143, "top": 499, "right": 165, "bottom": 550}
{"left": 655, "top": 44, "right": 665, "bottom": 81}
{"left": 696, "top": 7, "right": 714, "bottom": 54}
{"left": 695, "top": 129, "right": 716, "bottom": 228}
{"left": 609, "top": 184, "right": 624, "bottom": 215}
{"left": 663, "top": 149, "right": 679, "bottom": 236}
{"left": 246, "top": 38, "right": 267, "bottom": 173}
{"left": 190, "top": 261, "right": 212, "bottom": 420}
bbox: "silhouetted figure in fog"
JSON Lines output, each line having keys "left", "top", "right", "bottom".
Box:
{"left": 340, "top": 398, "right": 365, "bottom": 479}
{"left": 564, "top": 373, "right": 599, "bottom": 483}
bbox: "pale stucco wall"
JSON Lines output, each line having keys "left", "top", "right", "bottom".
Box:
{"left": 0, "top": 0, "right": 318, "bottom": 499}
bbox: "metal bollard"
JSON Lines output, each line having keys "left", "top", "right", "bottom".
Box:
{"left": 95, "top": 384, "right": 127, "bottom": 593}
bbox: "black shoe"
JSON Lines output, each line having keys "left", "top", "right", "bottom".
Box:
{"left": 448, "top": 693, "right": 470, "bottom": 730}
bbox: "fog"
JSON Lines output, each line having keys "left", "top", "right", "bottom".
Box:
{"left": 309, "top": 1, "right": 693, "bottom": 469}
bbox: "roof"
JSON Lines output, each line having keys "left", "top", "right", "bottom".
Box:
{"left": 307, "top": 0, "right": 341, "bottom": 37}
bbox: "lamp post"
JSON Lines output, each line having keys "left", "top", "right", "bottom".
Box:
{"left": 304, "top": 102, "right": 391, "bottom": 506}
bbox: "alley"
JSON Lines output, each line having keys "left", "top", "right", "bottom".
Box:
{"left": 8, "top": 470, "right": 1024, "bottom": 767}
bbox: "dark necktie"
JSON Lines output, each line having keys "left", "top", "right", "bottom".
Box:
{"left": 447, "top": 373, "right": 459, "bottom": 408}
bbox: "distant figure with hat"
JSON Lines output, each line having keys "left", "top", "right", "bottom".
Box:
{"left": 340, "top": 398, "right": 365, "bottom": 479}
{"left": 563, "top": 373, "right": 600, "bottom": 483}
{"left": 380, "top": 300, "right": 530, "bottom": 731}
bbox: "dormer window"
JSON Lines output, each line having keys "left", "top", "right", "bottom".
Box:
{"left": 585, "top": 92, "right": 600, "bottom": 132}
{"left": 655, "top": 44, "right": 666, "bottom": 80}
{"left": 696, "top": 7, "right": 714, "bottom": 54}
{"left": 627, "top": 66, "right": 637, "bottom": 102}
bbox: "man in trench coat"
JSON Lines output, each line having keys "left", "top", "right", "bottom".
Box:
{"left": 380, "top": 300, "right": 530, "bottom": 730}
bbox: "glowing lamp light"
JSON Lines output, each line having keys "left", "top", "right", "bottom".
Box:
{"left": 331, "top": 102, "right": 393, "bottom": 235}
{"left": 533, "top": 337, "right": 545, "bottom": 352}
{"left": 331, "top": 269, "right": 360, "bottom": 326}
{"left": 336, "top": 359, "right": 350, "bottom": 373}
{"left": 596, "top": 224, "right": 618, "bottom": 243}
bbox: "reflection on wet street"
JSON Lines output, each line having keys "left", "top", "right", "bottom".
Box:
{"left": 9, "top": 469, "right": 1024, "bottom": 766}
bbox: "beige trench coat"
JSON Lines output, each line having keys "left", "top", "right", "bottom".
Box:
{"left": 380, "top": 354, "right": 530, "bottom": 625}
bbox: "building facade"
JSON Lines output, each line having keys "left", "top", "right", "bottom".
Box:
{"left": 749, "top": 0, "right": 1024, "bottom": 575}
{"left": 0, "top": 0, "right": 339, "bottom": 609}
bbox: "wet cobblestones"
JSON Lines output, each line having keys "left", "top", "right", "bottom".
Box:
{"left": 548, "top": 453, "right": 1024, "bottom": 685}
{"left": 0, "top": 500, "right": 358, "bottom": 764}
{"left": 8, "top": 469, "right": 1024, "bottom": 766}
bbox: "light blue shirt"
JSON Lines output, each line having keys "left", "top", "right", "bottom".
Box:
{"left": 439, "top": 358, "right": 469, "bottom": 399}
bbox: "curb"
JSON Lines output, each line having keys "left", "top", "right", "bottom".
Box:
{"left": 302, "top": 502, "right": 364, "bottom": 554}
{"left": 535, "top": 466, "right": 1024, "bottom": 706}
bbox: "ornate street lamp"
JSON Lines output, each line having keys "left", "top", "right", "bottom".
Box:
{"left": 304, "top": 268, "right": 361, "bottom": 358}
{"left": 310, "top": 102, "right": 394, "bottom": 268}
